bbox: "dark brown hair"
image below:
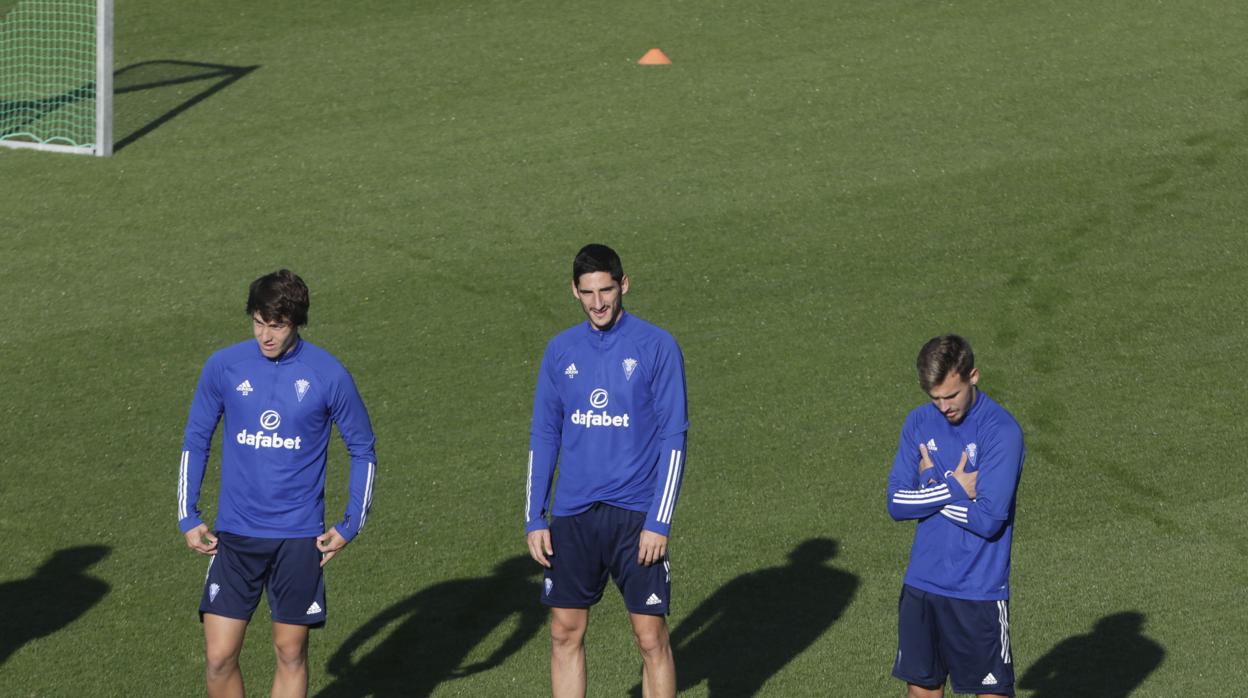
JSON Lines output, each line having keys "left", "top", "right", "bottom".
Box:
{"left": 246, "top": 269, "right": 309, "bottom": 327}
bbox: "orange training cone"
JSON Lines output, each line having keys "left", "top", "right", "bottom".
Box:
{"left": 638, "top": 48, "right": 672, "bottom": 65}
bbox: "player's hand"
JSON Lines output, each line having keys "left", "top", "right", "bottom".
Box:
{"left": 527, "top": 529, "right": 553, "bottom": 568}
{"left": 317, "top": 526, "right": 349, "bottom": 567}
{"left": 637, "top": 530, "right": 667, "bottom": 566}
{"left": 949, "top": 450, "right": 977, "bottom": 499}
{"left": 184, "top": 524, "right": 218, "bottom": 555}
{"left": 917, "top": 442, "right": 937, "bottom": 485}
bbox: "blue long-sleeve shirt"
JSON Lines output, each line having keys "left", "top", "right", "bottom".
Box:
{"left": 886, "top": 390, "right": 1024, "bottom": 601}
{"left": 526, "top": 312, "right": 689, "bottom": 536}
{"left": 177, "top": 339, "right": 377, "bottom": 541}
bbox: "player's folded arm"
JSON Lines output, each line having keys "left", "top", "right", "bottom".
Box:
{"left": 887, "top": 424, "right": 971, "bottom": 521}
{"left": 937, "top": 441, "right": 1022, "bottom": 538}
{"left": 888, "top": 480, "right": 969, "bottom": 521}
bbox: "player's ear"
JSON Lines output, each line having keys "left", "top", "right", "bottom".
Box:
{"left": 619, "top": 275, "right": 629, "bottom": 295}
{"left": 968, "top": 367, "right": 980, "bottom": 386}
{"left": 571, "top": 280, "right": 580, "bottom": 300}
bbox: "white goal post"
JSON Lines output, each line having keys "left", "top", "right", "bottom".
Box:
{"left": 0, "top": 0, "right": 113, "bottom": 156}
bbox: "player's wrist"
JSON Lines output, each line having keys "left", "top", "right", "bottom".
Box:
{"left": 943, "top": 474, "right": 970, "bottom": 501}
{"left": 642, "top": 522, "right": 671, "bottom": 537}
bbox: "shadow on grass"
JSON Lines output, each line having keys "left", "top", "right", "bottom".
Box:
{"left": 0, "top": 545, "right": 111, "bottom": 667}
{"left": 1, "top": 60, "right": 256, "bottom": 151}
{"left": 0, "top": 85, "right": 95, "bottom": 139}
{"left": 632, "top": 537, "right": 859, "bottom": 697}
{"left": 113, "top": 60, "right": 260, "bottom": 152}
{"left": 316, "top": 555, "right": 544, "bottom": 697}
{"left": 1019, "top": 611, "right": 1164, "bottom": 698}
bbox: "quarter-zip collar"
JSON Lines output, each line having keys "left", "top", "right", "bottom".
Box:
{"left": 253, "top": 336, "right": 305, "bottom": 364}
{"left": 584, "top": 310, "right": 630, "bottom": 349}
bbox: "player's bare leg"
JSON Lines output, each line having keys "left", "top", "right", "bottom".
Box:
{"left": 271, "top": 622, "right": 310, "bottom": 698}
{"left": 550, "top": 607, "right": 589, "bottom": 698}
{"left": 203, "top": 614, "right": 248, "bottom": 698}
{"left": 630, "top": 612, "right": 675, "bottom": 698}
{"left": 907, "top": 683, "right": 944, "bottom": 698}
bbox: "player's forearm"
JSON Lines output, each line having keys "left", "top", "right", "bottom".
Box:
{"left": 938, "top": 502, "right": 1007, "bottom": 538}
{"left": 335, "top": 458, "right": 376, "bottom": 541}
{"left": 176, "top": 448, "right": 209, "bottom": 531}
{"left": 525, "top": 441, "right": 559, "bottom": 531}
{"left": 888, "top": 480, "right": 968, "bottom": 521}
{"left": 645, "top": 434, "right": 687, "bottom": 535}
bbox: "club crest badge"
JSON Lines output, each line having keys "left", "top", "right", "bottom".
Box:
{"left": 294, "top": 379, "right": 310, "bottom": 402}
{"left": 966, "top": 442, "right": 978, "bottom": 466}
{"left": 209, "top": 583, "right": 220, "bottom": 603}
{"left": 544, "top": 578, "right": 554, "bottom": 596}
{"left": 622, "top": 357, "right": 638, "bottom": 381}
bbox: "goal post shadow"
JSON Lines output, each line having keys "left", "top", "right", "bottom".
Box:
{"left": 112, "top": 59, "right": 259, "bottom": 152}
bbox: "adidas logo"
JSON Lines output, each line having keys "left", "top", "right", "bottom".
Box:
{"left": 306, "top": 602, "right": 322, "bottom": 615}
{"left": 565, "top": 363, "right": 578, "bottom": 378}
{"left": 981, "top": 673, "right": 998, "bottom": 686}
{"left": 645, "top": 593, "right": 662, "bottom": 606}
{"left": 236, "top": 380, "right": 254, "bottom": 396}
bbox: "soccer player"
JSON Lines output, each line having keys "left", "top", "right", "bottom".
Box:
{"left": 886, "top": 335, "right": 1025, "bottom": 698}
{"left": 525, "top": 244, "right": 689, "bottom": 698}
{"left": 176, "top": 270, "right": 377, "bottom": 698}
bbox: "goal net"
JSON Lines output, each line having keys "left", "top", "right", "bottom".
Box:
{"left": 0, "top": 0, "right": 112, "bottom": 156}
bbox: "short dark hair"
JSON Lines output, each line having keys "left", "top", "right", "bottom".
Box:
{"left": 246, "top": 269, "right": 309, "bottom": 327}
{"left": 916, "top": 334, "right": 974, "bottom": 392}
{"left": 572, "top": 244, "right": 624, "bottom": 284}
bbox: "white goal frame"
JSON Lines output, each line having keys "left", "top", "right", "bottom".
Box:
{"left": 0, "top": 0, "right": 113, "bottom": 156}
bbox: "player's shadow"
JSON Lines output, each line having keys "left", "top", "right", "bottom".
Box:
{"left": 1019, "top": 611, "right": 1164, "bottom": 698}
{"left": 113, "top": 60, "right": 259, "bottom": 151}
{"left": 315, "top": 555, "right": 545, "bottom": 698}
{"left": 631, "top": 537, "right": 859, "bottom": 697}
{"left": 0, "top": 545, "right": 111, "bottom": 667}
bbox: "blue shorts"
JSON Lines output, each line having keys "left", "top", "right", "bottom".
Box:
{"left": 893, "top": 585, "right": 1014, "bottom": 695}
{"left": 542, "top": 503, "right": 671, "bottom": 615}
{"left": 199, "top": 532, "right": 327, "bottom": 627}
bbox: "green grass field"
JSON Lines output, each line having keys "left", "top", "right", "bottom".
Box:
{"left": 3, "top": 0, "right": 1247, "bottom": 695}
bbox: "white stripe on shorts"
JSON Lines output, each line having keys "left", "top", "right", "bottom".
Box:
{"left": 998, "top": 600, "right": 1011, "bottom": 663}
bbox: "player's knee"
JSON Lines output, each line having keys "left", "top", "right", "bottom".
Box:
{"left": 204, "top": 648, "right": 240, "bottom": 679}
{"left": 632, "top": 624, "right": 670, "bottom": 657}
{"left": 550, "top": 615, "right": 587, "bottom": 650}
{"left": 273, "top": 638, "right": 308, "bottom": 669}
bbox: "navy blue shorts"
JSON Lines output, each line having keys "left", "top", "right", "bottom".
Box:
{"left": 199, "top": 532, "right": 327, "bottom": 627}
{"left": 893, "top": 585, "right": 1014, "bottom": 695}
{"left": 542, "top": 503, "right": 671, "bottom": 615}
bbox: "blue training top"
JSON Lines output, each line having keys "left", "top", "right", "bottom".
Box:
{"left": 177, "top": 338, "right": 377, "bottom": 541}
{"left": 886, "top": 390, "right": 1024, "bottom": 601}
{"left": 526, "top": 311, "right": 689, "bottom": 536}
